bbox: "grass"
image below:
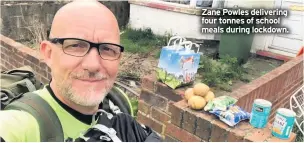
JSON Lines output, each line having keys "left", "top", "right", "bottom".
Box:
{"left": 293, "top": 109, "right": 304, "bottom": 142}
{"left": 129, "top": 97, "right": 139, "bottom": 118}
{"left": 120, "top": 27, "right": 169, "bottom": 57}
{"left": 294, "top": 123, "right": 304, "bottom": 142}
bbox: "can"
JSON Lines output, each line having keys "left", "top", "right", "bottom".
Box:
{"left": 272, "top": 108, "right": 296, "bottom": 139}
{"left": 249, "top": 99, "right": 272, "bottom": 128}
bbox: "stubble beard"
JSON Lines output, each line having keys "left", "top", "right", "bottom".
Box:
{"left": 54, "top": 71, "right": 115, "bottom": 107}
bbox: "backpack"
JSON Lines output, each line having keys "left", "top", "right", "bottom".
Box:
{"left": 1, "top": 66, "right": 43, "bottom": 108}
{"left": 0, "top": 66, "right": 134, "bottom": 141}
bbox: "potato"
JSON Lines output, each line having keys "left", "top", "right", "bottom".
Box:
{"left": 188, "top": 96, "right": 206, "bottom": 110}
{"left": 184, "top": 88, "right": 195, "bottom": 100}
{"left": 193, "top": 83, "right": 210, "bottom": 97}
{"left": 204, "top": 91, "right": 215, "bottom": 102}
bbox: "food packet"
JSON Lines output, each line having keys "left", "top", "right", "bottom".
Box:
{"left": 209, "top": 105, "right": 251, "bottom": 127}
{"left": 204, "top": 95, "right": 237, "bottom": 111}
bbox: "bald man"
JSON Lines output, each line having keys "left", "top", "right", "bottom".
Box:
{"left": 0, "top": 1, "right": 161, "bottom": 142}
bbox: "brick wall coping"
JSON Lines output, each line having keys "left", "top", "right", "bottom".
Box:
{"left": 231, "top": 55, "right": 303, "bottom": 101}
{"left": 169, "top": 100, "right": 297, "bottom": 142}
{"left": 128, "top": 0, "right": 202, "bottom": 16}
{"left": 232, "top": 55, "right": 303, "bottom": 116}
{"left": 1, "top": 35, "right": 52, "bottom": 83}
{"left": 0, "top": 34, "right": 41, "bottom": 61}
{"left": 138, "top": 45, "right": 302, "bottom": 141}
{"left": 139, "top": 73, "right": 298, "bottom": 142}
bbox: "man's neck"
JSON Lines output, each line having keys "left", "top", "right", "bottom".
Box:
{"left": 50, "top": 82, "right": 98, "bottom": 115}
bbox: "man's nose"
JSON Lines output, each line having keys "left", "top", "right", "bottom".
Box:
{"left": 81, "top": 47, "right": 101, "bottom": 72}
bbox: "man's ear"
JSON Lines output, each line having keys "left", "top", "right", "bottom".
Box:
{"left": 40, "top": 41, "right": 52, "bottom": 67}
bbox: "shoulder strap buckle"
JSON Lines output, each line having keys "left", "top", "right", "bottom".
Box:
{"left": 92, "top": 124, "right": 121, "bottom": 142}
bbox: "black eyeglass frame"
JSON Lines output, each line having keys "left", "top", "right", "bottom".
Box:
{"left": 48, "top": 38, "right": 124, "bottom": 60}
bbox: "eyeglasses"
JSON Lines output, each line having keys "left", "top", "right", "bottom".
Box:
{"left": 49, "top": 38, "right": 124, "bottom": 61}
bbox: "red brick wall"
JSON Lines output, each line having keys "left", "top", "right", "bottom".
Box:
{"left": 0, "top": 35, "right": 299, "bottom": 142}
{"left": 0, "top": 35, "right": 51, "bottom": 84}
{"left": 231, "top": 55, "right": 303, "bottom": 123}
{"left": 138, "top": 74, "right": 297, "bottom": 142}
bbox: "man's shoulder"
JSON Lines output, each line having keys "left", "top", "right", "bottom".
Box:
{"left": 0, "top": 109, "right": 32, "bottom": 117}
{"left": 0, "top": 85, "right": 50, "bottom": 121}
{"left": 0, "top": 110, "right": 40, "bottom": 142}
{"left": 0, "top": 109, "right": 38, "bottom": 124}
{"left": 0, "top": 86, "right": 54, "bottom": 142}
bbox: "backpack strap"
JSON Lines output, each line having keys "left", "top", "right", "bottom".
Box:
{"left": 4, "top": 93, "right": 64, "bottom": 142}
{"left": 20, "top": 78, "right": 37, "bottom": 92}
{"left": 107, "top": 87, "right": 132, "bottom": 115}
{"left": 77, "top": 109, "right": 122, "bottom": 142}
{"left": 108, "top": 100, "right": 122, "bottom": 114}
{"left": 92, "top": 110, "right": 121, "bottom": 142}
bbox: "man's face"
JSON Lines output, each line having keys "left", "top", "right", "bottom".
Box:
{"left": 47, "top": 12, "right": 121, "bottom": 107}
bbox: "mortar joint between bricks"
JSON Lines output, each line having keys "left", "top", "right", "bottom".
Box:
{"left": 199, "top": 117, "right": 213, "bottom": 142}
{"left": 193, "top": 116, "right": 198, "bottom": 134}
{"left": 153, "top": 81, "right": 157, "bottom": 92}
{"left": 180, "top": 110, "right": 184, "bottom": 128}
{"left": 206, "top": 132, "right": 211, "bottom": 141}
{"left": 222, "top": 132, "right": 228, "bottom": 142}
{"left": 161, "top": 124, "right": 166, "bottom": 135}
{"left": 165, "top": 103, "right": 170, "bottom": 114}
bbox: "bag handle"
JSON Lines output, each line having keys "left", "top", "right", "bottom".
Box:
{"left": 179, "top": 41, "right": 193, "bottom": 51}
{"left": 179, "top": 42, "right": 201, "bottom": 53}
{"left": 167, "top": 36, "right": 186, "bottom": 47}
{"left": 192, "top": 43, "right": 200, "bottom": 53}
{"left": 5, "top": 70, "right": 34, "bottom": 78}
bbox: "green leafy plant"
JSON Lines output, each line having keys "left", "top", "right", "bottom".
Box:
{"left": 153, "top": 49, "right": 162, "bottom": 59}
{"left": 294, "top": 124, "right": 304, "bottom": 142}
{"left": 293, "top": 109, "right": 304, "bottom": 142}
{"left": 156, "top": 68, "right": 182, "bottom": 89}
{"left": 129, "top": 97, "right": 139, "bottom": 118}
{"left": 120, "top": 28, "right": 168, "bottom": 55}
{"left": 198, "top": 55, "right": 249, "bottom": 91}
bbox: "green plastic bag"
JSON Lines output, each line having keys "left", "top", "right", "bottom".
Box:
{"left": 204, "top": 95, "right": 238, "bottom": 111}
